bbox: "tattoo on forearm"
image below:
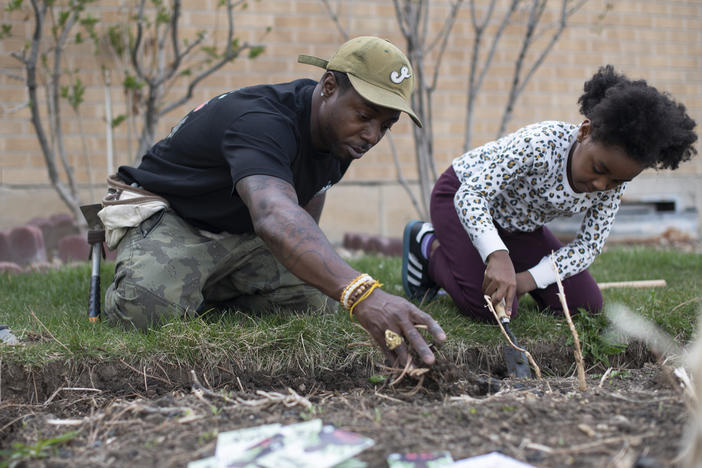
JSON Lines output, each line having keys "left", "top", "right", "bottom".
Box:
{"left": 238, "top": 175, "right": 349, "bottom": 289}
{"left": 267, "top": 217, "right": 344, "bottom": 279}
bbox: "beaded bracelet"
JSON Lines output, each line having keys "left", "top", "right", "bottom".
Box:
{"left": 348, "top": 281, "right": 382, "bottom": 318}
{"left": 340, "top": 274, "right": 373, "bottom": 309}
{"left": 339, "top": 274, "right": 383, "bottom": 318}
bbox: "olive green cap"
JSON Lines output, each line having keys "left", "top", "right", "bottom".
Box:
{"left": 298, "top": 36, "right": 422, "bottom": 128}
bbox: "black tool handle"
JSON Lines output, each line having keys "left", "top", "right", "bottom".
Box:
{"left": 88, "top": 241, "right": 102, "bottom": 323}
{"left": 89, "top": 274, "right": 101, "bottom": 322}
{"left": 502, "top": 321, "right": 519, "bottom": 346}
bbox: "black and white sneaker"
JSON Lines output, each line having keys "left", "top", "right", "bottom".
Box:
{"left": 402, "top": 220, "right": 439, "bottom": 302}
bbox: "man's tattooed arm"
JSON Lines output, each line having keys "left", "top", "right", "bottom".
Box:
{"left": 236, "top": 174, "right": 446, "bottom": 368}
{"left": 236, "top": 174, "right": 355, "bottom": 299}
{"left": 303, "top": 192, "right": 326, "bottom": 225}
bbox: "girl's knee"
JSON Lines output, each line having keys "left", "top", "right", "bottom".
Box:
{"left": 452, "top": 292, "right": 513, "bottom": 322}
{"left": 543, "top": 290, "right": 603, "bottom": 317}
{"left": 576, "top": 291, "right": 603, "bottom": 315}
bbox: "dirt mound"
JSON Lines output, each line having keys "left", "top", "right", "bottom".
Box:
{"left": 0, "top": 343, "right": 684, "bottom": 468}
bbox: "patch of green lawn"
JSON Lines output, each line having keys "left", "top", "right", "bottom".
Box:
{"left": 0, "top": 246, "right": 699, "bottom": 372}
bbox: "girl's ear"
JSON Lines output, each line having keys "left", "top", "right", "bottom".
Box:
{"left": 577, "top": 119, "right": 592, "bottom": 142}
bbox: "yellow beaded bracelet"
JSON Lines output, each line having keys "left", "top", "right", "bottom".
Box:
{"left": 340, "top": 273, "right": 373, "bottom": 309}
{"left": 348, "top": 281, "right": 383, "bottom": 319}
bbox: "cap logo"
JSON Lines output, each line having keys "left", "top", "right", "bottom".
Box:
{"left": 390, "top": 66, "right": 411, "bottom": 84}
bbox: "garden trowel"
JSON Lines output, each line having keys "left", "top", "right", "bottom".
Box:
{"left": 495, "top": 300, "right": 532, "bottom": 378}
{"left": 80, "top": 204, "right": 105, "bottom": 323}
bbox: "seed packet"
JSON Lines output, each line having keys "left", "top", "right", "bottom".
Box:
{"left": 257, "top": 422, "right": 374, "bottom": 468}
{"left": 451, "top": 452, "right": 536, "bottom": 468}
{"left": 386, "top": 451, "right": 454, "bottom": 468}
{"left": 214, "top": 423, "right": 282, "bottom": 462}
{"left": 190, "top": 419, "right": 374, "bottom": 468}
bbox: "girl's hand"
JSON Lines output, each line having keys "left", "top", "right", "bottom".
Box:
{"left": 483, "top": 250, "right": 517, "bottom": 315}
{"left": 516, "top": 271, "right": 537, "bottom": 297}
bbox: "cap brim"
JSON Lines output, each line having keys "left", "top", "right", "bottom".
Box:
{"left": 347, "top": 74, "right": 422, "bottom": 128}
{"left": 297, "top": 55, "right": 329, "bottom": 69}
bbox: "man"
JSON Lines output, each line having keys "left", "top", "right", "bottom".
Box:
{"left": 104, "top": 36, "right": 446, "bottom": 366}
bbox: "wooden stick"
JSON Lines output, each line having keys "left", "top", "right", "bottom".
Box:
{"left": 598, "top": 279, "right": 667, "bottom": 290}
{"left": 484, "top": 296, "right": 542, "bottom": 379}
{"left": 551, "top": 255, "right": 586, "bottom": 391}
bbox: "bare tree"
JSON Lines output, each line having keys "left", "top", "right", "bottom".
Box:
{"left": 393, "top": 0, "right": 464, "bottom": 220}
{"left": 113, "top": 0, "right": 269, "bottom": 161}
{"left": 5, "top": 0, "right": 96, "bottom": 222}
{"left": 496, "top": 0, "right": 589, "bottom": 139}
{"left": 321, "top": 1, "right": 601, "bottom": 220}
{"left": 463, "top": 0, "right": 519, "bottom": 152}
{"left": 3, "top": 0, "right": 269, "bottom": 220}
{"left": 463, "top": 0, "right": 590, "bottom": 150}
{"left": 322, "top": 0, "right": 462, "bottom": 220}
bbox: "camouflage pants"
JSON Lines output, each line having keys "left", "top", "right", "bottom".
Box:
{"left": 104, "top": 209, "right": 333, "bottom": 330}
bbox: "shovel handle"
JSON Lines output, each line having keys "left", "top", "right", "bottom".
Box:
{"left": 494, "top": 299, "right": 509, "bottom": 323}
{"left": 88, "top": 243, "right": 102, "bottom": 323}
{"left": 89, "top": 275, "right": 101, "bottom": 322}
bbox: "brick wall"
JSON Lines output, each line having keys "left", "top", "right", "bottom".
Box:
{"left": 1, "top": 0, "right": 701, "bottom": 240}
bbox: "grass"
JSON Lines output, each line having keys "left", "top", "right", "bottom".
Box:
{"left": 0, "top": 430, "right": 79, "bottom": 467}
{"left": 0, "top": 246, "right": 700, "bottom": 373}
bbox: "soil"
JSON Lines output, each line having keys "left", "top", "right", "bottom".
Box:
{"left": 0, "top": 344, "right": 690, "bottom": 468}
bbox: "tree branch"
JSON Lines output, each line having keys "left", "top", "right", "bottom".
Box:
{"left": 515, "top": 0, "right": 568, "bottom": 98}
{"left": 497, "top": 0, "right": 547, "bottom": 137}
{"left": 463, "top": 0, "right": 518, "bottom": 151}
{"left": 388, "top": 135, "right": 426, "bottom": 219}
{"left": 162, "top": 0, "right": 182, "bottom": 83}
{"left": 392, "top": 0, "right": 410, "bottom": 39}
{"left": 131, "top": 0, "right": 149, "bottom": 84}
{"left": 51, "top": 6, "right": 80, "bottom": 198}
{"left": 320, "top": 0, "right": 348, "bottom": 40}
{"left": 24, "top": 0, "right": 81, "bottom": 217}
{"left": 428, "top": 0, "right": 463, "bottom": 92}
{"left": 161, "top": 0, "right": 259, "bottom": 116}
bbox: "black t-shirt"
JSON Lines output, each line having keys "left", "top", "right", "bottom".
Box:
{"left": 118, "top": 79, "right": 350, "bottom": 233}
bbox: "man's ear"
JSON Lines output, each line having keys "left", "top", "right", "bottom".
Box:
{"left": 320, "top": 71, "right": 338, "bottom": 98}
{"left": 577, "top": 119, "right": 591, "bottom": 142}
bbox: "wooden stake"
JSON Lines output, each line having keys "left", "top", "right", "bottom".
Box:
{"left": 598, "top": 279, "right": 667, "bottom": 290}
{"left": 551, "top": 255, "right": 587, "bottom": 391}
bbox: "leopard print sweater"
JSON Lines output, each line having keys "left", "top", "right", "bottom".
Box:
{"left": 452, "top": 121, "right": 625, "bottom": 289}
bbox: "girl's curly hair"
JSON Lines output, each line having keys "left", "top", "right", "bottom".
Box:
{"left": 578, "top": 65, "right": 697, "bottom": 169}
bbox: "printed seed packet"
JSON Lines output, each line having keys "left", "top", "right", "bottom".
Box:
{"left": 386, "top": 451, "right": 454, "bottom": 468}
{"left": 257, "top": 422, "right": 374, "bottom": 468}
{"left": 187, "top": 456, "right": 218, "bottom": 468}
{"left": 221, "top": 420, "right": 323, "bottom": 468}
{"left": 332, "top": 458, "right": 367, "bottom": 468}
{"left": 451, "top": 452, "right": 536, "bottom": 468}
{"left": 214, "top": 423, "right": 282, "bottom": 462}
{"left": 189, "top": 420, "right": 374, "bottom": 468}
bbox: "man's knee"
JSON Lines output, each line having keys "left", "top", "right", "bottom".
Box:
{"left": 105, "top": 279, "right": 186, "bottom": 330}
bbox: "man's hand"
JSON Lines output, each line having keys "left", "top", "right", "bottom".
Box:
{"left": 236, "top": 174, "right": 446, "bottom": 366}
{"left": 352, "top": 289, "right": 446, "bottom": 367}
{"left": 483, "top": 250, "right": 517, "bottom": 315}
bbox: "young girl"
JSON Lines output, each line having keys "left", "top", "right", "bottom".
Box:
{"left": 402, "top": 65, "right": 697, "bottom": 321}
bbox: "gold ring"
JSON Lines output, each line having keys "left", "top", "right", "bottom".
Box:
{"left": 384, "top": 329, "right": 404, "bottom": 350}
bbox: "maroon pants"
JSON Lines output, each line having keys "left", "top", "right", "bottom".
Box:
{"left": 428, "top": 166, "right": 603, "bottom": 322}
